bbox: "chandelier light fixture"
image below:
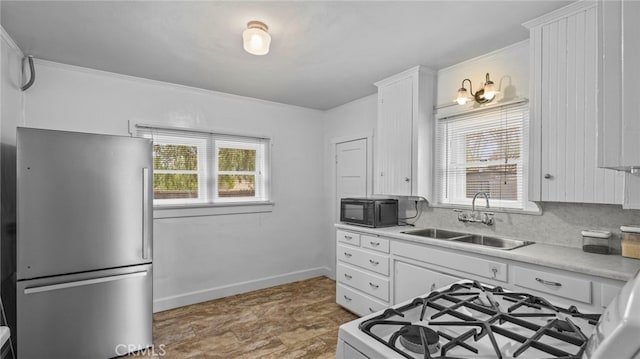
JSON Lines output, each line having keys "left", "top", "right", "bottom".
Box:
{"left": 242, "top": 20, "right": 271, "bottom": 56}
{"left": 456, "top": 73, "right": 496, "bottom": 105}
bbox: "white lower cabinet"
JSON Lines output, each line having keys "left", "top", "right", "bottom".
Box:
{"left": 336, "top": 230, "right": 390, "bottom": 316}
{"left": 394, "top": 261, "right": 460, "bottom": 304}
{"left": 336, "top": 227, "right": 628, "bottom": 316}
{"left": 513, "top": 266, "right": 592, "bottom": 304}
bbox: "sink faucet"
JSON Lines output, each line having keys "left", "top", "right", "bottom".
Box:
{"left": 472, "top": 191, "right": 490, "bottom": 213}
{"left": 454, "top": 191, "right": 495, "bottom": 225}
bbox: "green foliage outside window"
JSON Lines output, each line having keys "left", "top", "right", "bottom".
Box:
{"left": 153, "top": 144, "right": 199, "bottom": 199}
{"left": 218, "top": 148, "right": 256, "bottom": 197}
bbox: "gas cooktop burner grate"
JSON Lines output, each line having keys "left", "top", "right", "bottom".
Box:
{"left": 358, "top": 280, "right": 600, "bottom": 359}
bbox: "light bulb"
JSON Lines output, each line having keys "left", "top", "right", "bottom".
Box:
{"left": 484, "top": 81, "right": 496, "bottom": 100}
{"left": 242, "top": 21, "right": 271, "bottom": 56}
{"left": 456, "top": 88, "right": 468, "bottom": 105}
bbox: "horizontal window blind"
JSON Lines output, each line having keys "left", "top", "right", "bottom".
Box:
{"left": 435, "top": 102, "right": 529, "bottom": 209}
{"left": 135, "top": 125, "right": 270, "bottom": 205}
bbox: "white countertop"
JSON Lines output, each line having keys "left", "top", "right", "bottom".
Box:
{"left": 336, "top": 223, "right": 640, "bottom": 282}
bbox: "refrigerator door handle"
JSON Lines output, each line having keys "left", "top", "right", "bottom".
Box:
{"left": 142, "top": 167, "right": 150, "bottom": 260}
{"left": 23, "top": 270, "right": 148, "bottom": 295}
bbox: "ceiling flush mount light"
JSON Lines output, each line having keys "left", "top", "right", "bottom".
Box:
{"left": 456, "top": 73, "right": 496, "bottom": 105}
{"left": 243, "top": 20, "right": 271, "bottom": 56}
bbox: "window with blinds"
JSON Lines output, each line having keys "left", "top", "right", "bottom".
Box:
{"left": 435, "top": 102, "right": 529, "bottom": 209}
{"left": 136, "top": 126, "right": 269, "bottom": 206}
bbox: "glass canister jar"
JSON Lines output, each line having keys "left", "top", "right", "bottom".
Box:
{"left": 581, "top": 230, "right": 612, "bottom": 254}
{"left": 621, "top": 225, "right": 640, "bottom": 259}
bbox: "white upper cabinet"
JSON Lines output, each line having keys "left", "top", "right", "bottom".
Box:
{"left": 599, "top": 0, "right": 640, "bottom": 171}
{"left": 525, "top": 1, "right": 624, "bottom": 204}
{"left": 373, "top": 66, "right": 435, "bottom": 199}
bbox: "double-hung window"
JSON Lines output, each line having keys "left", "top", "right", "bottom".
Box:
{"left": 137, "top": 126, "right": 270, "bottom": 206}
{"left": 435, "top": 102, "right": 529, "bottom": 210}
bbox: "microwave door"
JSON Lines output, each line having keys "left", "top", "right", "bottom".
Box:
{"left": 343, "top": 203, "right": 364, "bottom": 222}
{"left": 378, "top": 202, "right": 398, "bottom": 226}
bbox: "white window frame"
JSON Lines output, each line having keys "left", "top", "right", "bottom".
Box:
{"left": 214, "top": 140, "right": 266, "bottom": 203}
{"left": 151, "top": 135, "right": 207, "bottom": 206}
{"left": 435, "top": 101, "right": 538, "bottom": 213}
{"left": 134, "top": 123, "right": 273, "bottom": 217}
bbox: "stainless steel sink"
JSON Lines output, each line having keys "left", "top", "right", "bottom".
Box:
{"left": 401, "top": 228, "right": 535, "bottom": 250}
{"left": 401, "top": 228, "right": 469, "bottom": 240}
{"left": 452, "top": 235, "right": 534, "bottom": 250}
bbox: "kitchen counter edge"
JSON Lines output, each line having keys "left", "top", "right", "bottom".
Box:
{"left": 335, "top": 224, "right": 640, "bottom": 282}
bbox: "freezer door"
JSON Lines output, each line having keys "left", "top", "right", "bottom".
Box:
{"left": 17, "top": 128, "right": 153, "bottom": 279}
{"left": 17, "top": 264, "right": 152, "bottom": 358}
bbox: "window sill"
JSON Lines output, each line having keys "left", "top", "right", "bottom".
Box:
{"left": 153, "top": 201, "right": 275, "bottom": 219}
{"left": 430, "top": 202, "right": 542, "bottom": 216}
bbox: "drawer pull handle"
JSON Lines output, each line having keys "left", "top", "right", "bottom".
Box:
{"left": 344, "top": 235, "right": 353, "bottom": 240}
{"left": 369, "top": 259, "right": 379, "bottom": 265}
{"left": 369, "top": 307, "right": 375, "bottom": 313}
{"left": 344, "top": 273, "right": 352, "bottom": 280}
{"left": 535, "top": 277, "right": 562, "bottom": 287}
{"left": 344, "top": 252, "right": 352, "bottom": 258}
{"left": 343, "top": 295, "right": 352, "bottom": 302}
{"left": 370, "top": 241, "right": 380, "bottom": 247}
{"left": 369, "top": 282, "right": 379, "bottom": 289}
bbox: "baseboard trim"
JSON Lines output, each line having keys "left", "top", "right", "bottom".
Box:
{"left": 153, "top": 266, "right": 332, "bottom": 312}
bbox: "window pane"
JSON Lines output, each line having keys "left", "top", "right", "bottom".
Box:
{"left": 154, "top": 173, "right": 198, "bottom": 199}
{"left": 154, "top": 144, "right": 198, "bottom": 170}
{"left": 466, "top": 127, "right": 521, "bottom": 162}
{"left": 218, "top": 148, "right": 256, "bottom": 171}
{"left": 465, "top": 164, "right": 518, "bottom": 200}
{"left": 218, "top": 175, "right": 255, "bottom": 197}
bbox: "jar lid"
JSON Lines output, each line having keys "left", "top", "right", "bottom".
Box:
{"left": 581, "top": 230, "right": 612, "bottom": 239}
{"left": 620, "top": 225, "right": 640, "bottom": 233}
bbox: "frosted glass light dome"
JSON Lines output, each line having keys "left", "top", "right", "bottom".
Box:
{"left": 243, "top": 21, "right": 271, "bottom": 56}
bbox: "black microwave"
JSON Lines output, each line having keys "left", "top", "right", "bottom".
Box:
{"left": 340, "top": 198, "right": 398, "bottom": 228}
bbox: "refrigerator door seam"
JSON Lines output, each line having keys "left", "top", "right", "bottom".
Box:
{"left": 23, "top": 270, "right": 148, "bottom": 295}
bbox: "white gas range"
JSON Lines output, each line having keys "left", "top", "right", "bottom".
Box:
{"left": 337, "top": 270, "right": 640, "bottom": 359}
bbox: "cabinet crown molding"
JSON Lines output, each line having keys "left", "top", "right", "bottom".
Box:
{"left": 522, "top": 0, "right": 597, "bottom": 29}
{"left": 374, "top": 65, "right": 435, "bottom": 88}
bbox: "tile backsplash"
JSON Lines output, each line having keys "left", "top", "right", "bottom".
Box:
{"left": 404, "top": 201, "right": 640, "bottom": 253}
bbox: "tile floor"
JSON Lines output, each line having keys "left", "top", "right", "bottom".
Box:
{"left": 139, "top": 276, "right": 358, "bottom": 358}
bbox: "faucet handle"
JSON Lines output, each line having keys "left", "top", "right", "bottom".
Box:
{"left": 483, "top": 212, "right": 495, "bottom": 225}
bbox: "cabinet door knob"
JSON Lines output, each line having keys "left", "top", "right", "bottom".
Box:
{"left": 544, "top": 173, "right": 552, "bottom": 179}
{"left": 404, "top": 177, "right": 410, "bottom": 182}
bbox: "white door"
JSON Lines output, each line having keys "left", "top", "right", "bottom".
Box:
{"left": 336, "top": 138, "right": 368, "bottom": 214}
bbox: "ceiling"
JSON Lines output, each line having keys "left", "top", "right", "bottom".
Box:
{"left": 1, "top": 1, "right": 571, "bottom": 110}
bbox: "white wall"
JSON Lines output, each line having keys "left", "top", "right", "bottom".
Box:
{"left": 436, "top": 40, "right": 529, "bottom": 117}
{"left": 322, "top": 94, "right": 377, "bottom": 278}
{"left": 1, "top": 26, "right": 24, "bottom": 345}
{"left": 22, "top": 60, "right": 327, "bottom": 311}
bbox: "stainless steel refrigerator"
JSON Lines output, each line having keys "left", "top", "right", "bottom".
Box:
{"left": 15, "top": 127, "right": 153, "bottom": 358}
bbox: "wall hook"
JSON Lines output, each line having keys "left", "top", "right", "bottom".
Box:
{"left": 21, "top": 55, "right": 35, "bottom": 91}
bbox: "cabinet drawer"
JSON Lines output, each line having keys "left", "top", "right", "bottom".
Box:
{"left": 338, "top": 244, "right": 390, "bottom": 276}
{"left": 392, "top": 241, "right": 507, "bottom": 282}
{"left": 336, "top": 283, "right": 388, "bottom": 317}
{"left": 513, "top": 266, "right": 591, "bottom": 304}
{"left": 337, "top": 230, "right": 361, "bottom": 246}
{"left": 337, "top": 263, "right": 389, "bottom": 301}
{"left": 361, "top": 235, "right": 390, "bottom": 253}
